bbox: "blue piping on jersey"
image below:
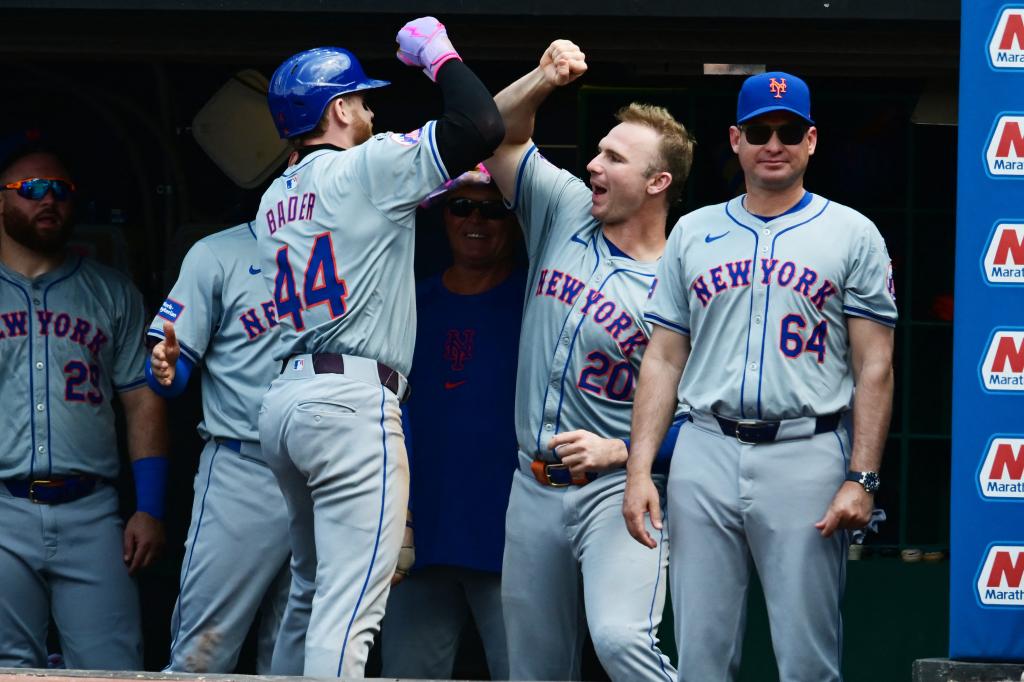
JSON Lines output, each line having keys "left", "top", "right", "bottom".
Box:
{"left": 0, "top": 274, "right": 36, "bottom": 477}
{"left": 724, "top": 204, "right": 762, "bottom": 420}
{"left": 533, "top": 232, "right": 604, "bottom": 454}
{"left": 42, "top": 257, "right": 84, "bottom": 476}
{"left": 644, "top": 312, "right": 689, "bottom": 336}
{"left": 645, "top": 526, "right": 674, "bottom": 682}
{"left": 424, "top": 120, "right": 448, "bottom": 181}
{"left": 283, "top": 149, "right": 333, "bottom": 177}
{"left": 834, "top": 428, "right": 848, "bottom": 676}
{"left": 551, "top": 267, "right": 655, "bottom": 439}
{"left": 842, "top": 305, "right": 896, "bottom": 327}
{"left": 246, "top": 221, "right": 257, "bottom": 240}
{"left": 511, "top": 145, "right": 538, "bottom": 213}
{"left": 169, "top": 442, "right": 221, "bottom": 660}
{"left": 754, "top": 199, "right": 831, "bottom": 419}
{"left": 338, "top": 386, "right": 389, "bottom": 676}
{"left": 570, "top": 233, "right": 589, "bottom": 247}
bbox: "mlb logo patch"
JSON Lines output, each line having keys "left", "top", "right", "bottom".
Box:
{"left": 976, "top": 544, "right": 1024, "bottom": 607}
{"left": 292, "top": 358, "right": 304, "bottom": 371}
{"left": 978, "top": 437, "right": 1024, "bottom": 499}
{"left": 982, "top": 223, "right": 1024, "bottom": 284}
{"left": 985, "top": 115, "right": 1024, "bottom": 176}
{"left": 157, "top": 298, "right": 185, "bottom": 323}
{"left": 989, "top": 7, "right": 1024, "bottom": 68}
{"left": 389, "top": 128, "right": 422, "bottom": 147}
{"left": 285, "top": 176, "right": 299, "bottom": 191}
{"left": 980, "top": 329, "right": 1024, "bottom": 392}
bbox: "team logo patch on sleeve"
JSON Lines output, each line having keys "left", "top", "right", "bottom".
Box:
{"left": 157, "top": 298, "right": 185, "bottom": 322}
{"left": 389, "top": 129, "right": 422, "bottom": 146}
{"left": 886, "top": 262, "right": 896, "bottom": 301}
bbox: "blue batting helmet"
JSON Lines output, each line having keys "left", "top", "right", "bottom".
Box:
{"left": 268, "top": 47, "right": 390, "bottom": 139}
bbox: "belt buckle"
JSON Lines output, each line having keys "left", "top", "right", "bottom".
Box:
{"left": 735, "top": 421, "right": 761, "bottom": 445}
{"left": 545, "top": 463, "right": 571, "bottom": 488}
{"left": 28, "top": 479, "right": 53, "bottom": 504}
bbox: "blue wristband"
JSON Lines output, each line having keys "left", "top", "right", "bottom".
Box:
{"left": 132, "top": 456, "right": 168, "bottom": 520}
{"left": 144, "top": 354, "right": 192, "bottom": 398}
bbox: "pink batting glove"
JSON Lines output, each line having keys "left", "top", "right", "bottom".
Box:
{"left": 396, "top": 16, "right": 462, "bottom": 81}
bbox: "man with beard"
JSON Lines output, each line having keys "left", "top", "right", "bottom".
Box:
{"left": 0, "top": 145, "right": 169, "bottom": 669}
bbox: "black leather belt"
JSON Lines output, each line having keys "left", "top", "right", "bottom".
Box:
{"left": 712, "top": 412, "right": 842, "bottom": 444}
{"left": 5, "top": 475, "right": 101, "bottom": 504}
{"left": 289, "top": 352, "right": 410, "bottom": 402}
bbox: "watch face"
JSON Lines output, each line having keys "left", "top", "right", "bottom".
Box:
{"left": 861, "top": 472, "right": 881, "bottom": 493}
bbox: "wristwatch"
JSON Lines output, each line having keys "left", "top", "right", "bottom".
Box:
{"left": 846, "top": 470, "right": 880, "bottom": 494}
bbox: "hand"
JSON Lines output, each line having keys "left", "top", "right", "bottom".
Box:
{"left": 814, "top": 481, "right": 875, "bottom": 538}
{"left": 396, "top": 16, "right": 462, "bottom": 81}
{"left": 539, "top": 39, "right": 587, "bottom": 87}
{"left": 547, "top": 430, "right": 627, "bottom": 477}
{"left": 623, "top": 474, "right": 663, "bottom": 549}
{"left": 392, "top": 524, "right": 415, "bottom": 586}
{"left": 150, "top": 321, "right": 180, "bottom": 387}
{"left": 123, "top": 511, "right": 165, "bottom": 575}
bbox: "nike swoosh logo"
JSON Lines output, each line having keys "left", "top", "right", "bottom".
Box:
{"left": 249, "top": 265, "right": 262, "bottom": 275}
{"left": 444, "top": 380, "right": 467, "bottom": 390}
{"left": 705, "top": 232, "right": 730, "bottom": 243}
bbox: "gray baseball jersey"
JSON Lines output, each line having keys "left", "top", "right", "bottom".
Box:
{"left": 0, "top": 254, "right": 146, "bottom": 668}
{"left": 500, "top": 145, "right": 677, "bottom": 681}
{"left": 0, "top": 255, "right": 147, "bottom": 479}
{"left": 646, "top": 193, "right": 897, "bottom": 682}
{"left": 148, "top": 223, "right": 280, "bottom": 442}
{"left": 254, "top": 123, "right": 447, "bottom": 678}
{"left": 147, "top": 223, "right": 291, "bottom": 673}
{"left": 646, "top": 193, "right": 897, "bottom": 420}
{"left": 256, "top": 122, "right": 448, "bottom": 375}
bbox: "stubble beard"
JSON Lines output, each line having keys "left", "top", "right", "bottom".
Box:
{"left": 2, "top": 203, "right": 73, "bottom": 255}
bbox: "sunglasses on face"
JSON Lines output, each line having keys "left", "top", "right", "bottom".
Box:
{"left": 446, "top": 197, "right": 511, "bottom": 220}
{"left": 741, "top": 122, "right": 808, "bottom": 146}
{"left": 1, "top": 177, "right": 76, "bottom": 201}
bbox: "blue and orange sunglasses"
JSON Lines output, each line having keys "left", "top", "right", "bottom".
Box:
{"left": 1, "top": 177, "right": 76, "bottom": 201}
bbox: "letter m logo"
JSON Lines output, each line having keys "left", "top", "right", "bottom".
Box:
{"left": 990, "top": 8, "right": 1024, "bottom": 68}
{"left": 444, "top": 329, "right": 475, "bottom": 371}
{"left": 979, "top": 438, "right": 1024, "bottom": 499}
{"left": 987, "top": 116, "right": 1024, "bottom": 176}
{"left": 981, "top": 330, "right": 1024, "bottom": 392}
{"left": 977, "top": 545, "right": 1024, "bottom": 606}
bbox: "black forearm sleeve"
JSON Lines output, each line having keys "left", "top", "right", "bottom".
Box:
{"left": 434, "top": 59, "right": 505, "bottom": 177}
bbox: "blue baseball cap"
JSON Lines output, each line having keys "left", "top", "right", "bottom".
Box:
{"left": 736, "top": 71, "right": 814, "bottom": 125}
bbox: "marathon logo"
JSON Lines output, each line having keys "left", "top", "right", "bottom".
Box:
{"left": 978, "top": 438, "right": 1024, "bottom": 499}
{"left": 157, "top": 298, "right": 185, "bottom": 323}
{"left": 985, "top": 115, "right": 1024, "bottom": 176}
{"left": 983, "top": 223, "right": 1024, "bottom": 284}
{"left": 980, "top": 330, "right": 1024, "bottom": 391}
{"left": 977, "top": 545, "right": 1024, "bottom": 607}
{"left": 989, "top": 8, "right": 1024, "bottom": 68}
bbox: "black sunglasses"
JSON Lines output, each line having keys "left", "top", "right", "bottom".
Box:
{"left": 446, "top": 197, "right": 511, "bottom": 220}
{"left": 741, "top": 122, "right": 808, "bottom": 146}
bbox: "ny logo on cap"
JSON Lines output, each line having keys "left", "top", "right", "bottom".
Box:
{"left": 769, "top": 77, "right": 787, "bottom": 99}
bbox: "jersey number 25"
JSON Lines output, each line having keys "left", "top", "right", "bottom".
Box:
{"left": 274, "top": 232, "right": 349, "bottom": 331}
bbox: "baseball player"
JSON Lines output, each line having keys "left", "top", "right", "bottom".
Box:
{"left": 484, "top": 41, "right": 691, "bottom": 681}
{"left": 624, "top": 72, "right": 896, "bottom": 682}
{"left": 146, "top": 220, "right": 291, "bottom": 673}
{"left": 0, "top": 144, "right": 168, "bottom": 669}
{"left": 253, "top": 18, "right": 503, "bottom": 678}
{"left": 380, "top": 166, "right": 522, "bottom": 680}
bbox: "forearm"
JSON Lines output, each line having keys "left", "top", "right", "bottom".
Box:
{"left": 494, "top": 67, "right": 555, "bottom": 145}
{"left": 849, "top": 360, "right": 893, "bottom": 472}
{"left": 122, "top": 387, "right": 169, "bottom": 462}
{"left": 628, "top": 349, "right": 685, "bottom": 477}
{"left": 434, "top": 60, "right": 505, "bottom": 177}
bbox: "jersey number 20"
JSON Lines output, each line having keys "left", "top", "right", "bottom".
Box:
{"left": 274, "top": 232, "right": 349, "bottom": 331}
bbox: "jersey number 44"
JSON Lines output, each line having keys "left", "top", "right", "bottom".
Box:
{"left": 274, "top": 232, "right": 349, "bottom": 332}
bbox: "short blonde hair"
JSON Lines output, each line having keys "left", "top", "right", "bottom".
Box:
{"left": 615, "top": 103, "right": 695, "bottom": 204}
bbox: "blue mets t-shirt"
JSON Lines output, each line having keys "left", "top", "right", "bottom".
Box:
{"left": 408, "top": 269, "right": 525, "bottom": 573}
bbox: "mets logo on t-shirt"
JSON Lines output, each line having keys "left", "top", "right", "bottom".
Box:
{"left": 444, "top": 329, "right": 475, "bottom": 371}
{"left": 389, "top": 128, "right": 423, "bottom": 147}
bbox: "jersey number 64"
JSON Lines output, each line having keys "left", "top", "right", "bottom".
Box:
{"left": 273, "top": 232, "right": 349, "bottom": 331}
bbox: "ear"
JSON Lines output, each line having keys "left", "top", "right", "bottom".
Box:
{"left": 646, "top": 171, "right": 672, "bottom": 197}
{"left": 729, "top": 125, "right": 742, "bottom": 154}
{"left": 806, "top": 126, "right": 818, "bottom": 156}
